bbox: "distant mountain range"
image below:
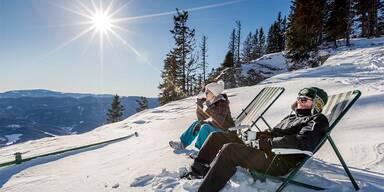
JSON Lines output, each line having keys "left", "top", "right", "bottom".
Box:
{"left": 0, "top": 89, "right": 158, "bottom": 147}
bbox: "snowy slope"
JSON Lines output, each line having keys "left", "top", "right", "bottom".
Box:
{"left": 241, "top": 52, "right": 290, "bottom": 78}
{"left": 1, "top": 37, "right": 384, "bottom": 192}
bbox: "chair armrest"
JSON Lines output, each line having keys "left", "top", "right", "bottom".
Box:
{"left": 272, "top": 148, "right": 313, "bottom": 156}
{"left": 228, "top": 125, "right": 251, "bottom": 131}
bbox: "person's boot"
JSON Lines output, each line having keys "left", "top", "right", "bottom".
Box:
{"left": 169, "top": 141, "right": 185, "bottom": 150}
{"left": 180, "top": 161, "right": 210, "bottom": 180}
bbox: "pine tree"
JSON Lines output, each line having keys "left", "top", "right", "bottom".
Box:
{"left": 266, "top": 12, "right": 287, "bottom": 54}
{"left": 256, "top": 27, "right": 266, "bottom": 57}
{"left": 219, "top": 51, "right": 237, "bottom": 88}
{"left": 266, "top": 22, "right": 279, "bottom": 53}
{"left": 222, "top": 51, "right": 234, "bottom": 68}
{"left": 379, "top": 0, "right": 384, "bottom": 35}
{"left": 106, "top": 94, "right": 124, "bottom": 123}
{"left": 345, "top": 0, "right": 352, "bottom": 45}
{"left": 228, "top": 29, "right": 236, "bottom": 64}
{"left": 158, "top": 51, "right": 185, "bottom": 105}
{"left": 136, "top": 96, "right": 149, "bottom": 112}
{"left": 199, "top": 35, "right": 208, "bottom": 84}
{"left": 251, "top": 29, "right": 259, "bottom": 60}
{"left": 325, "top": 0, "right": 349, "bottom": 47}
{"left": 242, "top": 32, "right": 254, "bottom": 63}
{"left": 354, "top": 0, "right": 379, "bottom": 37}
{"left": 170, "top": 9, "right": 196, "bottom": 94}
{"left": 286, "top": 0, "right": 326, "bottom": 69}
{"left": 235, "top": 20, "right": 242, "bottom": 66}
{"left": 278, "top": 14, "right": 287, "bottom": 51}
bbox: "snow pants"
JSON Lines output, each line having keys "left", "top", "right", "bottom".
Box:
{"left": 180, "top": 120, "right": 223, "bottom": 149}
{"left": 194, "top": 131, "right": 302, "bottom": 192}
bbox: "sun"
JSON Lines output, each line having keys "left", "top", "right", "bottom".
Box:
{"left": 91, "top": 11, "right": 113, "bottom": 32}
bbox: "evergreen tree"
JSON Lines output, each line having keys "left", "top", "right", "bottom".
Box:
{"left": 136, "top": 96, "right": 149, "bottom": 112}
{"left": 196, "top": 74, "right": 204, "bottom": 93}
{"left": 106, "top": 94, "right": 124, "bottom": 123}
{"left": 158, "top": 51, "right": 185, "bottom": 105}
{"left": 266, "top": 22, "right": 279, "bottom": 53}
{"left": 222, "top": 51, "right": 234, "bottom": 68}
{"left": 242, "top": 32, "right": 254, "bottom": 63}
{"left": 286, "top": 0, "right": 326, "bottom": 69}
{"left": 199, "top": 35, "right": 208, "bottom": 84}
{"left": 379, "top": 0, "right": 384, "bottom": 35}
{"left": 218, "top": 51, "right": 237, "bottom": 88}
{"left": 325, "top": 0, "right": 349, "bottom": 47}
{"left": 170, "top": 9, "right": 196, "bottom": 93}
{"left": 250, "top": 29, "right": 260, "bottom": 60}
{"left": 354, "top": 0, "right": 379, "bottom": 37}
{"left": 345, "top": 0, "right": 352, "bottom": 45}
{"left": 228, "top": 29, "right": 236, "bottom": 64}
{"left": 256, "top": 27, "right": 266, "bottom": 57}
{"left": 267, "top": 12, "right": 286, "bottom": 53}
{"left": 235, "top": 20, "right": 242, "bottom": 66}
{"left": 278, "top": 14, "right": 287, "bottom": 51}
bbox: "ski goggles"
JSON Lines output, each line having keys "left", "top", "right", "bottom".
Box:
{"left": 297, "top": 96, "right": 313, "bottom": 102}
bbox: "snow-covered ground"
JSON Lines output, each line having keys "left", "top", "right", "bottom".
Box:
{"left": 1, "top": 37, "right": 384, "bottom": 191}
{"left": 4, "top": 134, "right": 23, "bottom": 146}
{"left": 241, "top": 51, "right": 290, "bottom": 78}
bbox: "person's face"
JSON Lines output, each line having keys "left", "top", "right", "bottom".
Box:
{"left": 297, "top": 96, "right": 313, "bottom": 109}
{"left": 205, "top": 90, "right": 215, "bottom": 101}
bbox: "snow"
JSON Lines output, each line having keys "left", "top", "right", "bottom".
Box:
{"left": 6, "top": 125, "right": 21, "bottom": 129}
{"left": 42, "top": 132, "right": 57, "bottom": 137}
{"left": 1, "top": 37, "right": 384, "bottom": 191}
{"left": 5, "top": 134, "right": 23, "bottom": 146}
{"left": 241, "top": 52, "right": 290, "bottom": 77}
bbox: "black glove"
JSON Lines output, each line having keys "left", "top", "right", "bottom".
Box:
{"left": 192, "top": 121, "right": 203, "bottom": 135}
{"left": 258, "top": 138, "right": 272, "bottom": 152}
{"left": 196, "top": 98, "right": 206, "bottom": 108}
{"left": 256, "top": 130, "right": 273, "bottom": 140}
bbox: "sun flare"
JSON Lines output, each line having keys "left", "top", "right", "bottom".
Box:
{"left": 91, "top": 11, "right": 113, "bottom": 32}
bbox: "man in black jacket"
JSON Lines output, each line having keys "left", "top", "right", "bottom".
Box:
{"left": 184, "top": 87, "right": 329, "bottom": 192}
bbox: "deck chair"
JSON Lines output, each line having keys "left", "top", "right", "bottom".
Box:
{"left": 229, "top": 87, "right": 285, "bottom": 138}
{"left": 250, "top": 90, "right": 361, "bottom": 191}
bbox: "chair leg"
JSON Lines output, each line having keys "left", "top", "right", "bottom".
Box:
{"left": 327, "top": 136, "right": 360, "bottom": 191}
{"left": 251, "top": 171, "right": 324, "bottom": 191}
{"left": 261, "top": 116, "right": 272, "bottom": 130}
{"left": 275, "top": 179, "right": 324, "bottom": 191}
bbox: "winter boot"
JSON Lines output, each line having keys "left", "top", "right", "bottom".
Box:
{"left": 169, "top": 141, "right": 185, "bottom": 150}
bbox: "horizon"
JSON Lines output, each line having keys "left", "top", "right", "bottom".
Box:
{"left": 0, "top": 0, "right": 291, "bottom": 97}
{"left": 0, "top": 88, "right": 159, "bottom": 98}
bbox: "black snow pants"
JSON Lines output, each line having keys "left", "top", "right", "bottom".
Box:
{"left": 193, "top": 131, "right": 304, "bottom": 192}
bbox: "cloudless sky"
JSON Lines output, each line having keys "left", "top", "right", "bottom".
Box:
{"left": 0, "top": 0, "right": 291, "bottom": 97}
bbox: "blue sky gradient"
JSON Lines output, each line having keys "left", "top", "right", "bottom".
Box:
{"left": 0, "top": 0, "right": 291, "bottom": 97}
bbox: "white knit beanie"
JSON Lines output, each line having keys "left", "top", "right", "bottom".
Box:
{"left": 205, "top": 80, "right": 225, "bottom": 96}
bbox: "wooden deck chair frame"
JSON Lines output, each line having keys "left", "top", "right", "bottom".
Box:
{"left": 250, "top": 90, "right": 361, "bottom": 191}
{"left": 231, "top": 87, "right": 285, "bottom": 133}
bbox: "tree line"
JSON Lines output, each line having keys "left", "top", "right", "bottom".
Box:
{"left": 159, "top": 0, "right": 384, "bottom": 105}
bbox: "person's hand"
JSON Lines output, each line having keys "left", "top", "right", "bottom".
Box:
{"left": 196, "top": 98, "right": 206, "bottom": 108}
{"left": 258, "top": 138, "right": 272, "bottom": 152}
{"left": 256, "top": 130, "right": 273, "bottom": 139}
{"left": 192, "top": 121, "right": 203, "bottom": 135}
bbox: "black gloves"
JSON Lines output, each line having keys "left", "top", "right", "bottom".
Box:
{"left": 258, "top": 138, "right": 272, "bottom": 152}
{"left": 196, "top": 98, "right": 206, "bottom": 108}
{"left": 192, "top": 121, "right": 203, "bottom": 135}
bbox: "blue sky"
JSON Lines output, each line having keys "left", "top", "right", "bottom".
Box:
{"left": 0, "top": 0, "right": 291, "bottom": 97}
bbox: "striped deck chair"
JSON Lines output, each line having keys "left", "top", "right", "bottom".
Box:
{"left": 251, "top": 90, "right": 361, "bottom": 191}
{"left": 229, "top": 87, "right": 285, "bottom": 139}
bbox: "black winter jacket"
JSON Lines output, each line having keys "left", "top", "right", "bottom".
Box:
{"left": 270, "top": 109, "right": 329, "bottom": 152}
